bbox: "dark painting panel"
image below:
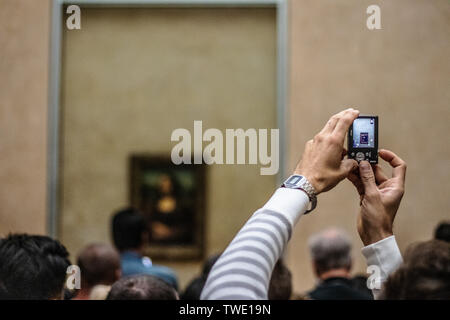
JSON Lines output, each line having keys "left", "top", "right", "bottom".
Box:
{"left": 130, "top": 156, "right": 206, "bottom": 260}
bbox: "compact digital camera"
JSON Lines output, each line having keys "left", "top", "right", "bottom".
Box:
{"left": 347, "top": 115, "right": 378, "bottom": 164}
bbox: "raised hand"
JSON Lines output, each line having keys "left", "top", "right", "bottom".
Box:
{"left": 347, "top": 149, "right": 407, "bottom": 245}
{"left": 295, "top": 108, "right": 360, "bottom": 194}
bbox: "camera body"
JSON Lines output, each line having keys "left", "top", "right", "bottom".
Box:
{"left": 348, "top": 115, "right": 378, "bottom": 164}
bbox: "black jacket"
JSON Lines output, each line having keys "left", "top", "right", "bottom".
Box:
{"left": 307, "top": 277, "right": 373, "bottom": 300}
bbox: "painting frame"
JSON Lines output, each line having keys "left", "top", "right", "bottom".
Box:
{"left": 129, "top": 155, "right": 206, "bottom": 260}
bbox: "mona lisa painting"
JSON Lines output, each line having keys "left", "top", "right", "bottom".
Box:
{"left": 129, "top": 155, "right": 206, "bottom": 260}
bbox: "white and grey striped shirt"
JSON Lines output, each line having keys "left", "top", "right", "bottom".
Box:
{"left": 201, "top": 188, "right": 310, "bottom": 300}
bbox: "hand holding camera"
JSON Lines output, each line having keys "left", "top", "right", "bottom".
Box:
{"left": 347, "top": 149, "right": 407, "bottom": 246}
{"left": 294, "top": 108, "right": 360, "bottom": 194}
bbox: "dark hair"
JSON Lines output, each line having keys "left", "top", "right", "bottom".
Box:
{"left": 111, "top": 207, "right": 146, "bottom": 251}
{"left": 180, "top": 277, "right": 205, "bottom": 300}
{"left": 181, "top": 253, "right": 220, "bottom": 300}
{"left": 382, "top": 240, "right": 450, "bottom": 299}
{"left": 268, "top": 259, "right": 292, "bottom": 300}
{"left": 434, "top": 221, "right": 450, "bottom": 243}
{"left": 0, "top": 234, "right": 71, "bottom": 299}
{"left": 76, "top": 243, "right": 120, "bottom": 287}
{"left": 201, "top": 254, "right": 221, "bottom": 277}
{"left": 107, "top": 275, "right": 177, "bottom": 300}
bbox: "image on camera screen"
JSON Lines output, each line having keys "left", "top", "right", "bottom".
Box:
{"left": 360, "top": 132, "right": 369, "bottom": 144}
{"left": 353, "top": 118, "right": 374, "bottom": 148}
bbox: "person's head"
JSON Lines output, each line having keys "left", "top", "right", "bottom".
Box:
{"left": 434, "top": 221, "right": 450, "bottom": 243}
{"left": 382, "top": 240, "right": 450, "bottom": 299}
{"left": 268, "top": 259, "right": 292, "bottom": 300}
{"left": 201, "top": 253, "right": 221, "bottom": 277}
{"left": 106, "top": 275, "right": 178, "bottom": 300}
{"left": 89, "top": 285, "right": 112, "bottom": 300}
{"left": 180, "top": 253, "right": 221, "bottom": 300}
{"left": 0, "top": 234, "right": 70, "bottom": 299}
{"left": 180, "top": 278, "right": 204, "bottom": 300}
{"left": 308, "top": 228, "right": 352, "bottom": 279}
{"left": 111, "top": 207, "right": 147, "bottom": 252}
{"left": 77, "top": 243, "right": 121, "bottom": 289}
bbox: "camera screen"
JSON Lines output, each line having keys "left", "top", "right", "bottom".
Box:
{"left": 352, "top": 118, "right": 375, "bottom": 148}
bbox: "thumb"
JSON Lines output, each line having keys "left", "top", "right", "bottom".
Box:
{"left": 339, "top": 159, "right": 358, "bottom": 178}
{"left": 359, "top": 161, "right": 377, "bottom": 195}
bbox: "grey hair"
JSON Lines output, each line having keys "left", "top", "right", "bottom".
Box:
{"left": 308, "top": 228, "right": 352, "bottom": 274}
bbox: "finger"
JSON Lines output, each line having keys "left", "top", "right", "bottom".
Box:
{"left": 319, "top": 115, "right": 340, "bottom": 135}
{"left": 332, "top": 108, "right": 360, "bottom": 142}
{"left": 339, "top": 159, "right": 358, "bottom": 180}
{"left": 379, "top": 149, "right": 407, "bottom": 182}
{"left": 320, "top": 108, "right": 352, "bottom": 135}
{"left": 359, "top": 161, "right": 378, "bottom": 196}
{"left": 341, "top": 148, "right": 348, "bottom": 160}
{"left": 347, "top": 172, "right": 364, "bottom": 196}
{"left": 373, "top": 164, "right": 388, "bottom": 184}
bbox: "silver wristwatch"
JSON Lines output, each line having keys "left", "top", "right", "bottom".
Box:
{"left": 281, "top": 175, "right": 317, "bottom": 214}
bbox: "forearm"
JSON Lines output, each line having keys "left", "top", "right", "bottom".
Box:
{"left": 362, "top": 235, "right": 403, "bottom": 299}
{"left": 200, "top": 188, "right": 309, "bottom": 300}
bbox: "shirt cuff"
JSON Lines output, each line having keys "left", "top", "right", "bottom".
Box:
{"left": 361, "top": 235, "right": 403, "bottom": 283}
{"left": 262, "top": 187, "right": 310, "bottom": 226}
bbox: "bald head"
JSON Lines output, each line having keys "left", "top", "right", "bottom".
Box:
{"left": 77, "top": 243, "right": 121, "bottom": 288}
{"left": 308, "top": 228, "right": 352, "bottom": 276}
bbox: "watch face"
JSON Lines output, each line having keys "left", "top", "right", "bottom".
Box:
{"left": 284, "top": 175, "right": 304, "bottom": 188}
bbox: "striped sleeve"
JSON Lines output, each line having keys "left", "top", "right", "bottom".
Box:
{"left": 200, "top": 188, "right": 310, "bottom": 300}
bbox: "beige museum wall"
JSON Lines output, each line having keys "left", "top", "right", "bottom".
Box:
{"left": 286, "top": 0, "right": 450, "bottom": 293}
{"left": 0, "top": 0, "right": 50, "bottom": 236}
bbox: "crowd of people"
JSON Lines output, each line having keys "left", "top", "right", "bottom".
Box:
{"left": 0, "top": 109, "right": 448, "bottom": 300}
